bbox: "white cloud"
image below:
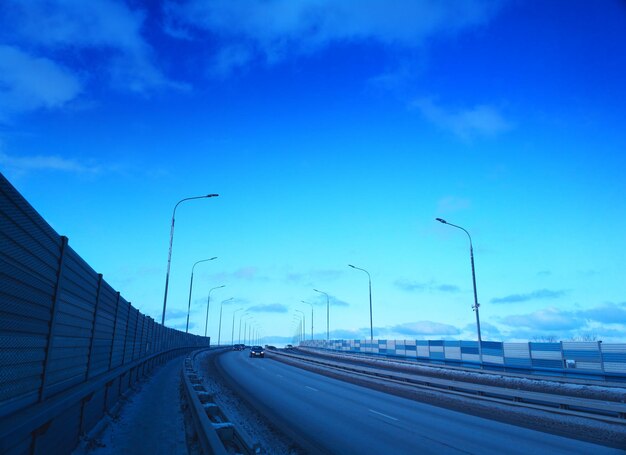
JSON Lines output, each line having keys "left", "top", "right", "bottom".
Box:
{"left": 500, "top": 307, "right": 580, "bottom": 331}
{"left": 0, "top": 0, "right": 181, "bottom": 97}
{"left": 3, "top": 0, "right": 145, "bottom": 52}
{"left": 247, "top": 303, "right": 288, "bottom": 313}
{"left": 413, "top": 98, "right": 513, "bottom": 139}
{"left": 0, "top": 45, "right": 82, "bottom": 121}
{"left": 0, "top": 151, "right": 101, "bottom": 175}
{"left": 395, "top": 279, "right": 460, "bottom": 293}
{"left": 167, "top": 0, "right": 505, "bottom": 74}
{"left": 491, "top": 289, "right": 568, "bottom": 304}
{"left": 211, "top": 45, "right": 255, "bottom": 77}
{"left": 392, "top": 321, "right": 461, "bottom": 336}
{"left": 436, "top": 196, "right": 471, "bottom": 214}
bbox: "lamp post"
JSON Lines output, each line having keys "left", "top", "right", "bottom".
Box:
{"left": 348, "top": 264, "right": 373, "bottom": 341}
{"left": 313, "top": 289, "right": 330, "bottom": 341}
{"left": 205, "top": 285, "right": 225, "bottom": 337}
{"left": 295, "top": 310, "right": 305, "bottom": 344}
{"left": 238, "top": 313, "right": 249, "bottom": 344}
{"left": 243, "top": 316, "right": 253, "bottom": 345}
{"left": 161, "top": 193, "right": 219, "bottom": 326}
{"left": 186, "top": 257, "right": 217, "bottom": 333}
{"left": 292, "top": 319, "right": 302, "bottom": 343}
{"left": 436, "top": 218, "right": 483, "bottom": 362}
{"left": 301, "top": 301, "right": 314, "bottom": 340}
{"left": 231, "top": 308, "right": 243, "bottom": 345}
{"left": 218, "top": 297, "right": 233, "bottom": 346}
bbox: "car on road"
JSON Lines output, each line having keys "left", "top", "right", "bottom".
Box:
{"left": 249, "top": 346, "right": 264, "bottom": 358}
{"left": 233, "top": 344, "right": 245, "bottom": 351}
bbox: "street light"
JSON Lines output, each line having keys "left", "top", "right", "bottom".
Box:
{"left": 292, "top": 318, "right": 302, "bottom": 343}
{"left": 231, "top": 308, "right": 244, "bottom": 345}
{"left": 218, "top": 297, "right": 233, "bottom": 346}
{"left": 348, "top": 264, "right": 374, "bottom": 341}
{"left": 161, "top": 193, "right": 219, "bottom": 325}
{"left": 205, "top": 285, "right": 225, "bottom": 337}
{"left": 186, "top": 257, "right": 217, "bottom": 333}
{"left": 295, "top": 310, "right": 305, "bottom": 344}
{"left": 243, "top": 315, "right": 253, "bottom": 345}
{"left": 301, "top": 301, "right": 314, "bottom": 340}
{"left": 436, "top": 218, "right": 483, "bottom": 362}
{"left": 238, "top": 312, "right": 249, "bottom": 344}
{"left": 313, "top": 289, "right": 330, "bottom": 341}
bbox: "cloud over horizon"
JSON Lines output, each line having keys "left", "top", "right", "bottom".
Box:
{"left": 0, "top": 152, "right": 103, "bottom": 175}
{"left": 413, "top": 98, "right": 513, "bottom": 139}
{"left": 395, "top": 279, "right": 460, "bottom": 293}
{"left": 166, "top": 0, "right": 506, "bottom": 74}
{"left": 392, "top": 321, "right": 461, "bottom": 336}
{"left": 247, "top": 303, "right": 289, "bottom": 313}
{"left": 491, "top": 288, "right": 567, "bottom": 304}
{"left": 0, "top": 0, "right": 183, "bottom": 120}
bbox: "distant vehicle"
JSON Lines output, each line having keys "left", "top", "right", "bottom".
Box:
{"left": 286, "top": 344, "right": 293, "bottom": 349}
{"left": 265, "top": 345, "right": 277, "bottom": 350}
{"left": 249, "top": 346, "right": 265, "bottom": 358}
{"left": 233, "top": 344, "right": 245, "bottom": 351}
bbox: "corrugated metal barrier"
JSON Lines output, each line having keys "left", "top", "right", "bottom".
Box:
{"left": 0, "top": 172, "right": 211, "bottom": 454}
{"left": 301, "top": 339, "right": 626, "bottom": 382}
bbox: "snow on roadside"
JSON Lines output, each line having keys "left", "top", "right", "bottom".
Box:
{"left": 193, "top": 350, "right": 304, "bottom": 455}
{"left": 73, "top": 358, "right": 189, "bottom": 455}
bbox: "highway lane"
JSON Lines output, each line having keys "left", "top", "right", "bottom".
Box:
{"left": 218, "top": 351, "right": 625, "bottom": 454}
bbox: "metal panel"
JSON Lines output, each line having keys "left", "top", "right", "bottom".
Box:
{"left": 416, "top": 340, "right": 429, "bottom": 358}
{"left": 482, "top": 355, "right": 504, "bottom": 365}
{"left": 530, "top": 350, "right": 562, "bottom": 360}
{"left": 604, "top": 362, "right": 626, "bottom": 374}
{"left": 444, "top": 346, "right": 461, "bottom": 360}
{"left": 503, "top": 342, "right": 530, "bottom": 358}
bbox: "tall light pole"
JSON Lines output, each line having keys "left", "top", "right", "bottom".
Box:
{"left": 314, "top": 289, "right": 330, "bottom": 341}
{"left": 186, "top": 257, "right": 217, "bottom": 333}
{"left": 243, "top": 316, "right": 253, "bottom": 345}
{"left": 231, "top": 308, "right": 243, "bottom": 345}
{"left": 436, "top": 218, "right": 483, "bottom": 363}
{"left": 205, "top": 285, "right": 225, "bottom": 337}
{"left": 301, "top": 301, "right": 314, "bottom": 340}
{"left": 292, "top": 318, "right": 302, "bottom": 343}
{"left": 238, "top": 312, "right": 249, "bottom": 344}
{"left": 161, "top": 193, "right": 219, "bottom": 325}
{"left": 218, "top": 297, "right": 233, "bottom": 346}
{"left": 348, "top": 264, "right": 373, "bottom": 341}
{"left": 295, "top": 310, "right": 305, "bottom": 344}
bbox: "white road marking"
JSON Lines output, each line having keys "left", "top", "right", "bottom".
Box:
{"left": 368, "top": 409, "right": 399, "bottom": 421}
{"left": 305, "top": 386, "right": 319, "bottom": 392}
{"left": 276, "top": 374, "right": 284, "bottom": 378}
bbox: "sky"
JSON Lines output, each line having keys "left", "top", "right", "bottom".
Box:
{"left": 1, "top": 0, "right": 626, "bottom": 346}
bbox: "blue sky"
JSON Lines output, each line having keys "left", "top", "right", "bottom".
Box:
{"left": 2, "top": 0, "right": 626, "bottom": 346}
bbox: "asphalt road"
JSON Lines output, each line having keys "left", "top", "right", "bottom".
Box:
{"left": 218, "top": 351, "right": 625, "bottom": 454}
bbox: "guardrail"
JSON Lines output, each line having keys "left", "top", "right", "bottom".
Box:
{"left": 182, "top": 349, "right": 261, "bottom": 454}
{"left": 0, "top": 172, "right": 211, "bottom": 454}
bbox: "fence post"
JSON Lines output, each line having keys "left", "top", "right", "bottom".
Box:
{"left": 598, "top": 340, "right": 605, "bottom": 373}
{"left": 38, "top": 236, "right": 69, "bottom": 402}
{"left": 107, "top": 292, "right": 121, "bottom": 370}
{"left": 119, "top": 302, "right": 131, "bottom": 395}
{"left": 86, "top": 274, "right": 103, "bottom": 379}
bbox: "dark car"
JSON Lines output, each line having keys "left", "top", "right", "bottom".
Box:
{"left": 233, "top": 344, "right": 245, "bottom": 351}
{"left": 249, "top": 346, "right": 264, "bottom": 358}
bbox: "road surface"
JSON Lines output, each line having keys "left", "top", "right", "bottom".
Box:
{"left": 218, "top": 351, "right": 624, "bottom": 454}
